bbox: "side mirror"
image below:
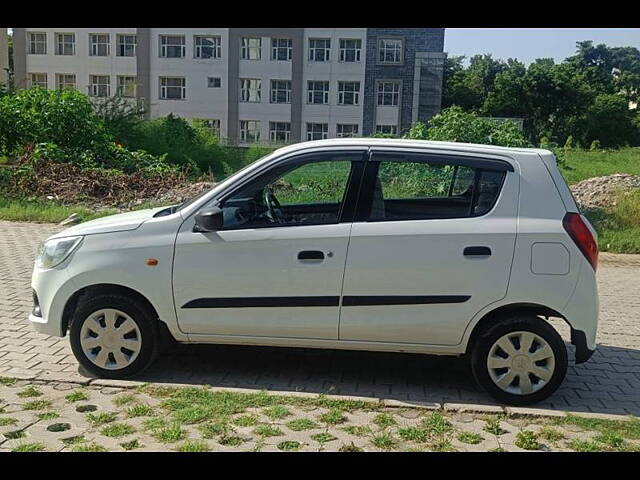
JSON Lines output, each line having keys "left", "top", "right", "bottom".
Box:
{"left": 193, "top": 207, "right": 224, "bottom": 232}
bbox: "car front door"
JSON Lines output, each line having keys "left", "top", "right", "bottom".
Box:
{"left": 339, "top": 148, "right": 518, "bottom": 346}
{"left": 172, "top": 149, "right": 366, "bottom": 339}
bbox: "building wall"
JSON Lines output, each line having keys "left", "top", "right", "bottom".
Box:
{"left": 17, "top": 27, "right": 445, "bottom": 144}
{"left": 0, "top": 28, "right": 8, "bottom": 85}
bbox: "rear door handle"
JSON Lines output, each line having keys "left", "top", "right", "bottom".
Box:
{"left": 298, "top": 250, "right": 325, "bottom": 261}
{"left": 463, "top": 246, "right": 492, "bottom": 257}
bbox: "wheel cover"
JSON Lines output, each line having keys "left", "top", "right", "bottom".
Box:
{"left": 486, "top": 330, "right": 556, "bottom": 396}
{"left": 79, "top": 308, "right": 142, "bottom": 370}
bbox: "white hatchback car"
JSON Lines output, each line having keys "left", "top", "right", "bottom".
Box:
{"left": 29, "top": 139, "right": 599, "bottom": 405}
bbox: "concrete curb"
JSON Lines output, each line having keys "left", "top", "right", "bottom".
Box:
{"left": 5, "top": 375, "right": 638, "bottom": 423}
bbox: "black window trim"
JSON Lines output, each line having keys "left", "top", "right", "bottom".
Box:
{"left": 212, "top": 150, "right": 368, "bottom": 231}
{"left": 353, "top": 149, "right": 509, "bottom": 223}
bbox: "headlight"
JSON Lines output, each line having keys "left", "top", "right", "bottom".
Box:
{"left": 36, "top": 236, "right": 84, "bottom": 269}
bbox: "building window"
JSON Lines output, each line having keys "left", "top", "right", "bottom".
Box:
{"left": 55, "top": 73, "right": 76, "bottom": 90}
{"left": 89, "top": 34, "right": 110, "bottom": 56}
{"left": 270, "top": 80, "right": 291, "bottom": 104}
{"left": 271, "top": 38, "right": 292, "bottom": 61}
{"left": 375, "top": 124, "right": 398, "bottom": 135}
{"left": 307, "top": 81, "right": 329, "bottom": 105}
{"left": 241, "top": 37, "right": 261, "bottom": 60}
{"left": 339, "top": 39, "right": 361, "bottom": 62}
{"left": 379, "top": 38, "right": 403, "bottom": 63}
{"left": 195, "top": 35, "right": 221, "bottom": 59}
{"left": 116, "top": 34, "right": 136, "bottom": 57}
{"left": 196, "top": 119, "right": 221, "bottom": 137}
{"left": 308, "top": 38, "right": 330, "bottom": 62}
{"left": 306, "top": 123, "right": 328, "bottom": 141}
{"left": 28, "top": 32, "right": 47, "bottom": 55}
{"left": 29, "top": 73, "right": 48, "bottom": 88}
{"left": 89, "top": 75, "right": 110, "bottom": 97}
{"left": 336, "top": 124, "right": 359, "bottom": 138}
{"left": 207, "top": 77, "right": 221, "bottom": 88}
{"left": 55, "top": 33, "right": 75, "bottom": 56}
{"left": 337, "top": 81, "right": 360, "bottom": 105}
{"left": 159, "top": 77, "right": 186, "bottom": 100}
{"left": 240, "top": 79, "right": 261, "bottom": 103}
{"left": 377, "top": 81, "right": 401, "bottom": 106}
{"left": 159, "top": 35, "right": 186, "bottom": 58}
{"left": 240, "top": 120, "right": 260, "bottom": 143}
{"left": 117, "top": 76, "right": 137, "bottom": 98}
{"left": 269, "top": 122, "right": 291, "bottom": 143}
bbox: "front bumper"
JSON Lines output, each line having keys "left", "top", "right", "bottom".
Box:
{"left": 29, "top": 264, "right": 77, "bottom": 338}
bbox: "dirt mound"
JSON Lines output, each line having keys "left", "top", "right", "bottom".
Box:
{"left": 569, "top": 174, "right": 640, "bottom": 210}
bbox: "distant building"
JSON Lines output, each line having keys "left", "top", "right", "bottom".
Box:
{"left": 0, "top": 28, "right": 8, "bottom": 85}
{"left": 12, "top": 28, "right": 446, "bottom": 144}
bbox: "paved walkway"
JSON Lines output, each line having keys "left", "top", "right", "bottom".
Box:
{"left": 1, "top": 220, "right": 639, "bottom": 415}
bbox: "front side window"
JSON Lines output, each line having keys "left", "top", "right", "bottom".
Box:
{"left": 270, "top": 80, "right": 291, "bottom": 104}
{"left": 269, "top": 121, "right": 291, "bottom": 143}
{"left": 29, "top": 73, "right": 48, "bottom": 88}
{"left": 306, "top": 123, "right": 328, "bottom": 141}
{"left": 89, "top": 34, "right": 110, "bottom": 56}
{"left": 366, "top": 156, "right": 505, "bottom": 222}
{"left": 160, "top": 35, "right": 186, "bottom": 58}
{"left": 89, "top": 75, "right": 110, "bottom": 97}
{"left": 195, "top": 35, "right": 221, "bottom": 59}
{"left": 337, "top": 81, "right": 360, "bottom": 105}
{"left": 159, "top": 77, "right": 186, "bottom": 99}
{"left": 117, "top": 34, "right": 136, "bottom": 57}
{"left": 28, "top": 32, "right": 47, "bottom": 55}
{"left": 55, "top": 73, "right": 76, "bottom": 90}
{"left": 117, "top": 76, "right": 137, "bottom": 97}
{"left": 377, "top": 81, "right": 400, "bottom": 106}
{"left": 218, "top": 154, "right": 356, "bottom": 229}
{"left": 336, "top": 124, "right": 359, "bottom": 138}
{"left": 307, "top": 81, "right": 329, "bottom": 104}
{"left": 339, "top": 39, "right": 361, "bottom": 62}
{"left": 308, "top": 38, "right": 330, "bottom": 62}
{"left": 379, "top": 38, "right": 403, "bottom": 63}
{"left": 241, "top": 37, "right": 262, "bottom": 60}
{"left": 239, "top": 120, "right": 260, "bottom": 143}
{"left": 271, "top": 38, "right": 292, "bottom": 61}
{"left": 240, "top": 79, "right": 261, "bottom": 103}
{"left": 55, "top": 33, "right": 75, "bottom": 55}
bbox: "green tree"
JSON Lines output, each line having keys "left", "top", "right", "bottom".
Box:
{"left": 583, "top": 93, "right": 639, "bottom": 147}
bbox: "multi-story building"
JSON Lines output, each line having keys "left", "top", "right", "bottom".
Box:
{"left": 0, "top": 28, "right": 8, "bottom": 85}
{"left": 13, "top": 28, "right": 446, "bottom": 144}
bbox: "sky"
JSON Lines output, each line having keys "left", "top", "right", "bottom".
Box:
{"left": 444, "top": 28, "right": 640, "bottom": 65}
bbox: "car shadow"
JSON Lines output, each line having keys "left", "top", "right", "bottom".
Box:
{"left": 88, "top": 340, "right": 640, "bottom": 416}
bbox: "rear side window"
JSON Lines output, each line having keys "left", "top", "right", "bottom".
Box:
{"left": 367, "top": 157, "right": 507, "bottom": 222}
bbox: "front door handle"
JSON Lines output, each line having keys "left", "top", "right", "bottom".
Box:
{"left": 298, "top": 250, "right": 325, "bottom": 261}
{"left": 463, "top": 246, "right": 492, "bottom": 257}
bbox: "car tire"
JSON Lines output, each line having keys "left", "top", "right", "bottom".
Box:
{"left": 470, "top": 314, "right": 568, "bottom": 406}
{"left": 69, "top": 293, "right": 159, "bottom": 379}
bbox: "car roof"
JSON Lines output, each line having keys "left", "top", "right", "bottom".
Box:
{"left": 267, "top": 138, "right": 551, "bottom": 158}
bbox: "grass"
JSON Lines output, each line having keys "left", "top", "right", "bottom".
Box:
{"left": 233, "top": 414, "right": 259, "bottom": 427}
{"left": 371, "top": 432, "right": 397, "bottom": 450}
{"left": 5, "top": 430, "right": 26, "bottom": 439}
{"left": 0, "top": 377, "right": 17, "bottom": 386}
{"left": 100, "top": 422, "right": 136, "bottom": 438}
{"left": 515, "top": 430, "right": 542, "bottom": 450}
{"left": 311, "top": 432, "right": 338, "bottom": 444}
{"left": 86, "top": 411, "right": 118, "bottom": 426}
{"left": 198, "top": 420, "right": 234, "bottom": 438}
{"left": 343, "top": 425, "right": 371, "bottom": 437}
{"left": 17, "top": 386, "right": 42, "bottom": 398}
{"left": 176, "top": 440, "right": 210, "bottom": 452}
{"left": 318, "top": 408, "right": 348, "bottom": 425}
{"left": 398, "top": 426, "right": 429, "bottom": 443}
{"left": 127, "top": 403, "right": 154, "bottom": 418}
{"left": 263, "top": 405, "right": 291, "bottom": 420}
{"left": 152, "top": 422, "right": 187, "bottom": 443}
{"left": 561, "top": 147, "right": 640, "bottom": 185}
{"left": 553, "top": 414, "right": 640, "bottom": 440}
{"left": 0, "top": 197, "right": 119, "bottom": 223}
{"left": 277, "top": 440, "right": 301, "bottom": 451}
{"left": 286, "top": 418, "right": 320, "bottom": 431}
{"left": 372, "top": 413, "right": 397, "bottom": 429}
{"left": 37, "top": 412, "right": 60, "bottom": 420}
{"left": 72, "top": 442, "right": 107, "bottom": 452}
{"left": 65, "top": 390, "right": 89, "bottom": 403}
{"left": 12, "top": 442, "right": 46, "bottom": 452}
{"left": 339, "top": 442, "right": 364, "bottom": 452}
{"left": 484, "top": 417, "right": 507, "bottom": 436}
{"left": 23, "top": 399, "right": 52, "bottom": 411}
{"left": 0, "top": 416, "right": 18, "bottom": 426}
{"left": 457, "top": 431, "right": 484, "bottom": 444}
{"left": 61, "top": 435, "right": 86, "bottom": 446}
{"left": 120, "top": 439, "right": 142, "bottom": 450}
{"left": 219, "top": 435, "right": 245, "bottom": 446}
{"left": 253, "top": 424, "right": 283, "bottom": 437}
{"left": 420, "top": 411, "right": 453, "bottom": 436}
{"left": 538, "top": 426, "right": 566, "bottom": 443}
{"left": 584, "top": 190, "right": 640, "bottom": 253}
{"left": 112, "top": 393, "right": 137, "bottom": 407}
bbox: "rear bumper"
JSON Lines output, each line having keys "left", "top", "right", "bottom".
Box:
{"left": 571, "top": 328, "right": 596, "bottom": 364}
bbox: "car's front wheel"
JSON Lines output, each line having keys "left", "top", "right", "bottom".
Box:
{"left": 69, "top": 294, "right": 159, "bottom": 379}
{"left": 470, "top": 314, "right": 568, "bottom": 405}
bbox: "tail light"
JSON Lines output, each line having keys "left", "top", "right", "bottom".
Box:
{"left": 562, "top": 212, "right": 598, "bottom": 271}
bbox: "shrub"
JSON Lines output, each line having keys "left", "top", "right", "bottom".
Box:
{"left": 590, "top": 140, "right": 602, "bottom": 151}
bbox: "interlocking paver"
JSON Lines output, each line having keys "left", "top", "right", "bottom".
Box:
{"left": 0, "top": 220, "right": 640, "bottom": 415}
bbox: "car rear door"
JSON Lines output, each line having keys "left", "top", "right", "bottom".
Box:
{"left": 339, "top": 148, "right": 519, "bottom": 346}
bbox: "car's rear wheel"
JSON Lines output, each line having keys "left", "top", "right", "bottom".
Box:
{"left": 470, "top": 314, "right": 568, "bottom": 405}
{"left": 69, "top": 294, "right": 159, "bottom": 379}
